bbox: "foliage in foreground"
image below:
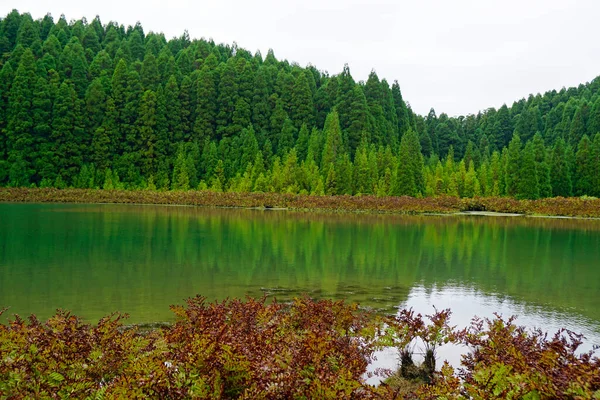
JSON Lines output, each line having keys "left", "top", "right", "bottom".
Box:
{"left": 1, "top": 298, "right": 599, "bottom": 399}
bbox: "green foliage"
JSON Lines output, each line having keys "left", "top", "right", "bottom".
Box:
{"left": 0, "top": 10, "right": 599, "bottom": 199}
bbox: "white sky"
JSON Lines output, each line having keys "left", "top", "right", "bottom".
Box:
{"left": 3, "top": 0, "right": 600, "bottom": 116}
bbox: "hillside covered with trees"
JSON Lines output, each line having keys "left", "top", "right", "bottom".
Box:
{"left": 1, "top": 10, "right": 599, "bottom": 199}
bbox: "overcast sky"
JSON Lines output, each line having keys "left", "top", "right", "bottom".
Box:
{"left": 3, "top": 0, "right": 600, "bottom": 116}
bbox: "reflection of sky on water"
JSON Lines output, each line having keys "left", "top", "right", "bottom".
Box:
{"left": 366, "top": 284, "right": 600, "bottom": 385}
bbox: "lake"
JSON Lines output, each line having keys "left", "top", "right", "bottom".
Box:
{"left": 1, "top": 203, "right": 599, "bottom": 361}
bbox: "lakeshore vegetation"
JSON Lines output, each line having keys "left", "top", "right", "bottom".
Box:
{"left": 1, "top": 10, "right": 600, "bottom": 200}
{"left": 1, "top": 298, "right": 599, "bottom": 399}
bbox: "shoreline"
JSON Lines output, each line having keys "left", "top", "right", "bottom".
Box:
{"left": 1, "top": 187, "right": 600, "bottom": 219}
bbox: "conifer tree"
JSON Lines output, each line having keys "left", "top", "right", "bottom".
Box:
{"left": 505, "top": 134, "right": 522, "bottom": 197}
{"left": 141, "top": 52, "right": 159, "bottom": 90}
{"left": 171, "top": 143, "right": 190, "bottom": 190}
{"left": 336, "top": 153, "right": 353, "bottom": 195}
{"left": 295, "top": 124, "right": 310, "bottom": 162}
{"left": 574, "top": 135, "right": 593, "bottom": 196}
{"left": 550, "top": 138, "right": 572, "bottom": 197}
{"left": 569, "top": 104, "right": 589, "bottom": 147}
{"left": 32, "top": 76, "right": 53, "bottom": 183}
{"left": 353, "top": 141, "right": 370, "bottom": 194}
{"left": 587, "top": 97, "right": 600, "bottom": 137}
{"left": 393, "top": 129, "right": 424, "bottom": 197}
{"left": 179, "top": 75, "right": 193, "bottom": 140}
{"left": 278, "top": 118, "right": 296, "bottom": 156}
{"left": 52, "top": 81, "right": 84, "bottom": 183}
{"left": 216, "top": 59, "right": 238, "bottom": 137}
{"left": 290, "top": 72, "right": 314, "bottom": 129}
{"left": 252, "top": 67, "right": 272, "bottom": 134}
{"left": 531, "top": 133, "right": 552, "bottom": 198}
{"left": 7, "top": 48, "right": 37, "bottom": 184}
{"left": 517, "top": 141, "right": 539, "bottom": 199}
{"left": 138, "top": 90, "right": 158, "bottom": 177}
{"left": 321, "top": 110, "right": 343, "bottom": 175}
{"left": 194, "top": 66, "right": 217, "bottom": 142}
{"left": 492, "top": 104, "right": 512, "bottom": 150}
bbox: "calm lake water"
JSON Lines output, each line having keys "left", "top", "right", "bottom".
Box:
{"left": 1, "top": 203, "right": 600, "bottom": 358}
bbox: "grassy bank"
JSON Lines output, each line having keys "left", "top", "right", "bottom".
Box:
{"left": 1, "top": 187, "right": 600, "bottom": 218}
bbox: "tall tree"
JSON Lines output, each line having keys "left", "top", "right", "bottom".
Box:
{"left": 393, "top": 129, "right": 424, "bottom": 197}
{"left": 550, "top": 138, "right": 572, "bottom": 197}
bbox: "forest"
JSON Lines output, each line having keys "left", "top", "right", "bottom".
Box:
{"left": 1, "top": 10, "right": 600, "bottom": 199}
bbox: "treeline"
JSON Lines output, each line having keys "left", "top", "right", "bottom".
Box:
{"left": 1, "top": 10, "right": 599, "bottom": 199}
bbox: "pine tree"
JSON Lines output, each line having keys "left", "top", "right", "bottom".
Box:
{"left": 591, "top": 134, "right": 600, "bottom": 197}
{"left": 278, "top": 118, "right": 296, "bottom": 156}
{"left": 568, "top": 104, "right": 589, "bottom": 147}
{"left": 353, "top": 141, "right": 370, "bottom": 194}
{"left": 550, "top": 138, "right": 572, "bottom": 197}
{"left": 295, "top": 124, "right": 310, "bottom": 162}
{"left": 492, "top": 104, "right": 512, "bottom": 150}
{"left": 505, "top": 134, "right": 522, "bottom": 197}
{"left": 252, "top": 67, "right": 272, "bottom": 134}
{"left": 7, "top": 48, "right": 37, "bottom": 184}
{"left": 463, "top": 161, "right": 481, "bottom": 198}
{"left": 321, "top": 110, "right": 343, "bottom": 174}
{"left": 0, "top": 62, "right": 14, "bottom": 184}
{"left": 391, "top": 80, "right": 410, "bottom": 140}
{"left": 179, "top": 75, "right": 193, "bottom": 141}
{"left": 61, "top": 38, "right": 88, "bottom": 97}
{"left": 517, "top": 142, "right": 539, "bottom": 199}
{"left": 32, "top": 76, "right": 53, "bottom": 183}
{"left": 587, "top": 97, "right": 600, "bottom": 137}
{"left": 574, "top": 135, "right": 593, "bottom": 196}
{"left": 194, "top": 66, "right": 217, "bottom": 141}
{"left": 336, "top": 153, "right": 353, "bottom": 195}
{"left": 52, "top": 81, "right": 84, "bottom": 183}
{"left": 290, "top": 72, "right": 314, "bottom": 129}
{"left": 531, "top": 133, "right": 552, "bottom": 198}
{"left": 138, "top": 90, "right": 158, "bottom": 177}
{"left": 393, "top": 129, "right": 424, "bottom": 197}
{"left": 171, "top": 143, "right": 190, "bottom": 190}
{"left": 216, "top": 59, "right": 238, "bottom": 137}
{"left": 141, "top": 52, "right": 159, "bottom": 90}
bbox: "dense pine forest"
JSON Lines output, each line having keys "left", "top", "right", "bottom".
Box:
{"left": 1, "top": 10, "right": 600, "bottom": 199}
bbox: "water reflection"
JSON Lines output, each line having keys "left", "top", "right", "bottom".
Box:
{"left": 366, "top": 284, "right": 600, "bottom": 385}
{"left": 0, "top": 204, "right": 599, "bottom": 337}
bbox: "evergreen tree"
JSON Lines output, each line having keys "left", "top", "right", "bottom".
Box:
{"left": 568, "top": 104, "right": 589, "bottom": 147}
{"left": 278, "top": 118, "right": 296, "bottom": 156}
{"left": 550, "top": 138, "right": 572, "bottom": 197}
{"left": 7, "top": 48, "right": 37, "bottom": 184}
{"left": 137, "top": 90, "right": 158, "bottom": 177}
{"left": 52, "top": 81, "right": 84, "bottom": 183}
{"left": 216, "top": 59, "right": 238, "bottom": 137}
{"left": 171, "top": 143, "right": 190, "bottom": 190}
{"left": 194, "top": 66, "right": 217, "bottom": 141}
{"left": 531, "top": 133, "right": 552, "bottom": 198}
{"left": 517, "top": 142, "right": 539, "bottom": 199}
{"left": 505, "top": 133, "right": 522, "bottom": 197}
{"left": 290, "top": 72, "right": 314, "bottom": 129}
{"left": 492, "top": 104, "right": 512, "bottom": 150}
{"left": 353, "top": 141, "right": 371, "bottom": 194}
{"left": 295, "top": 124, "right": 310, "bottom": 162}
{"left": 393, "top": 129, "right": 424, "bottom": 197}
{"left": 321, "top": 110, "right": 343, "bottom": 174}
{"left": 574, "top": 135, "right": 593, "bottom": 196}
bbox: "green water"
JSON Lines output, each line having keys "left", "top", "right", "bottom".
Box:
{"left": 1, "top": 203, "right": 599, "bottom": 345}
